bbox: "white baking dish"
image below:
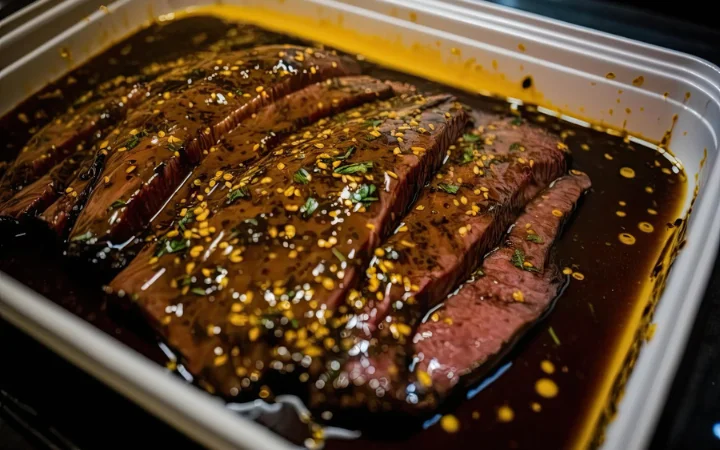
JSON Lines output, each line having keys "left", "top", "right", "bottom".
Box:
{"left": 1, "top": 1, "right": 719, "bottom": 449}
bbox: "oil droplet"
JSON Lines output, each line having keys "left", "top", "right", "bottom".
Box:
{"left": 497, "top": 405, "right": 514, "bottom": 422}
{"left": 638, "top": 222, "right": 654, "bottom": 233}
{"left": 440, "top": 414, "right": 460, "bottom": 433}
{"left": 685, "top": 92, "right": 692, "bottom": 101}
{"left": 648, "top": 208, "right": 658, "bottom": 215}
{"left": 59, "top": 47, "right": 71, "bottom": 60}
{"left": 625, "top": 107, "right": 632, "bottom": 114}
{"left": 492, "top": 60, "right": 498, "bottom": 70}
{"left": 620, "top": 167, "right": 636, "bottom": 178}
{"left": 606, "top": 72, "right": 616, "bottom": 79}
{"left": 409, "top": 12, "right": 418, "bottom": 22}
{"left": 632, "top": 76, "right": 645, "bottom": 87}
{"left": 518, "top": 43, "right": 526, "bottom": 52}
{"left": 531, "top": 402, "right": 542, "bottom": 412}
{"left": 450, "top": 47, "right": 461, "bottom": 56}
{"left": 572, "top": 272, "right": 585, "bottom": 280}
{"left": 535, "top": 378, "right": 559, "bottom": 398}
{"left": 540, "top": 360, "right": 555, "bottom": 374}
{"left": 619, "top": 233, "right": 636, "bottom": 245}
{"left": 616, "top": 211, "right": 627, "bottom": 217}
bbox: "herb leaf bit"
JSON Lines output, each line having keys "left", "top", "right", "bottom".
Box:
{"left": 351, "top": 184, "right": 378, "bottom": 205}
{"left": 438, "top": 183, "right": 460, "bottom": 195}
{"left": 511, "top": 248, "right": 540, "bottom": 272}
{"left": 334, "top": 161, "right": 373, "bottom": 175}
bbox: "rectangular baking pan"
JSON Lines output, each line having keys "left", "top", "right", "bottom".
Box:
{"left": 1, "top": 0, "right": 719, "bottom": 448}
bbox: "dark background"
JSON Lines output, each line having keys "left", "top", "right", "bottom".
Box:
{"left": 0, "top": 0, "right": 719, "bottom": 449}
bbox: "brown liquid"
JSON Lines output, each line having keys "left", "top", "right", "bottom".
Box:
{"left": 0, "top": 16, "right": 687, "bottom": 449}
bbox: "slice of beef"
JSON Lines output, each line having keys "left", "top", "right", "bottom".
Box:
{"left": 0, "top": 88, "right": 131, "bottom": 203}
{"left": 357, "top": 118, "right": 567, "bottom": 332}
{"left": 0, "top": 146, "right": 95, "bottom": 219}
{"left": 66, "top": 46, "right": 360, "bottom": 260}
{"left": 411, "top": 170, "right": 592, "bottom": 395}
{"left": 149, "top": 76, "right": 398, "bottom": 233}
{"left": 322, "top": 170, "right": 591, "bottom": 418}
{"left": 109, "top": 94, "right": 467, "bottom": 397}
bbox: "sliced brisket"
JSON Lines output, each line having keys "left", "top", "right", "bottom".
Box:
{"left": 66, "top": 46, "right": 359, "bottom": 260}
{"left": 109, "top": 93, "right": 467, "bottom": 397}
{"left": 357, "top": 118, "right": 567, "bottom": 332}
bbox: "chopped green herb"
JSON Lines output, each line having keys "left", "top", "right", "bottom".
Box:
{"left": 293, "top": 167, "right": 311, "bottom": 184}
{"left": 107, "top": 199, "right": 127, "bottom": 211}
{"left": 167, "top": 142, "right": 184, "bottom": 154}
{"left": 244, "top": 218, "right": 259, "bottom": 227}
{"left": 70, "top": 231, "right": 93, "bottom": 242}
{"left": 191, "top": 287, "right": 206, "bottom": 296}
{"left": 351, "top": 184, "right": 378, "bottom": 206}
{"left": 511, "top": 117, "right": 523, "bottom": 126}
{"left": 234, "top": 88, "right": 243, "bottom": 96}
{"left": 365, "top": 134, "right": 378, "bottom": 142}
{"left": 463, "top": 133, "right": 480, "bottom": 142}
{"left": 474, "top": 268, "right": 485, "bottom": 278}
{"left": 124, "top": 130, "right": 148, "bottom": 150}
{"left": 332, "top": 248, "right": 346, "bottom": 262}
{"left": 510, "top": 248, "right": 540, "bottom": 272}
{"left": 178, "top": 210, "right": 194, "bottom": 230}
{"left": 290, "top": 319, "right": 299, "bottom": 329}
{"left": 548, "top": 326, "right": 561, "bottom": 345}
{"left": 335, "top": 146, "right": 355, "bottom": 160}
{"left": 155, "top": 238, "right": 188, "bottom": 257}
{"left": 509, "top": 142, "right": 525, "bottom": 152}
{"left": 227, "top": 186, "right": 249, "bottom": 203}
{"left": 178, "top": 275, "right": 193, "bottom": 286}
{"left": 526, "top": 234, "right": 543, "bottom": 243}
{"left": 438, "top": 183, "right": 460, "bottom": 195}
{"left": 460, "top": 146, "right": 475, "bottom": 165}
{"left": 365, "top": 119, "right": 383, "bottom": 128}
{"left": 301, "top": 197, "right": 319, "bottom": 218}
{"left": 334, "top": 161, "right": 373, "bottom": 175}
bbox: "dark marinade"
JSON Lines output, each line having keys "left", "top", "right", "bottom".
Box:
{"left": 0, "top": 15, "right": 687, "bottom": 450}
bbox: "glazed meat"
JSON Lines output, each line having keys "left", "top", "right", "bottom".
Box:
{"left": 59, "top": 45, "right": 358, "bottom": 257}
{"left": 319, "top": 171, "right": 591, "bottom": 415}
{"left": 109, "top": 93, "right": 468, "bottom": 396}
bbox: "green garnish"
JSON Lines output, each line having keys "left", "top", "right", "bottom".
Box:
{"left": 511, "top": 117, "right": 523, "bottom": 126}
{"left": 548, "top": 327, "right": 561, "bottom": 345}
{"left": 332, "top": 248, "right": 346, "bottom": 262}
{"left": 351, "top": 184, "right": 378, "bottom": 205}
{"left": 124, "top": 130, "right": 148, "bottom": 150}
{"left": 293, "top": 168, "right": 311, "bottom": 184}
{"left": 191, "top": 287, "right": 206, "bottom": 296}
{"left": 437, "top": 183, "right": 460, "bottom": 195}
{"left": 178, "top": 210, "right": 194, "bottom": 230}
{"left": 301, "top": 197, "right": 319, "bottom": 218}
{"left": 154, "top": 238, "right": 189, "bottom": 257}
{"left": 227, "top": 186, "right": 249, "bottom": 203}
{"left": 463, "top": 133, "right": 480, "bottom": 142}
{"left": 510, "top": 249, "right": 540, "bottom": 272}
{"left": 290, "top": 319, "right": 300, "bottom": 329}
{"left": 107, "top": 199, "right": 127, "bottom": 211}
{"left": 234, "top": 88, "right": 243, "bottom": 96}
{"left": 365, "top": 119, "right": 383, "bottom": 128}
{"left": 167, "top": 142, "right": 184, "bottom": 154}
{"left": 335, "top": 146, "right": 355, "bottom": 160}
{"left": 244, "top": 218, "right": 259, "bottom": 227}
{"left": 509, "top": 142, "right": 525, "bottom": 152}
{"left": 460, "top": 146, "right": 475, "bottom": 165}
{"left": 365, "top": 134, "right": 378, "bottom": 142}
{"left": 526, "top": 234, "right": 543, "bottom": 243}
{"left": 70, "top": 231, "right": 93, "bottom": 242}
{"left": 177, "top": 275, "right": 193, "bottom": 286}
{"left": 334, "top": 161, "right": 373, "bottom": 175}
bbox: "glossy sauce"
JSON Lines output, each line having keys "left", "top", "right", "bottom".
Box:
{"left": 0, "top": 16, "right": 687, "bottom": 449}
